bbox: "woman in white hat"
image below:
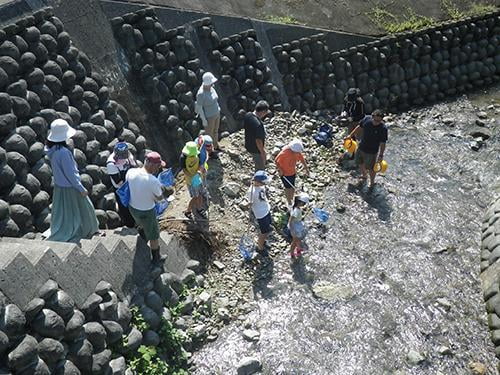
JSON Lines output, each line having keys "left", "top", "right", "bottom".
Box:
{"left": 195, "top": 72, "right": 222, "bottom": 154}
{"left": 45, "top": 119, "right": 99, "bottom": 243}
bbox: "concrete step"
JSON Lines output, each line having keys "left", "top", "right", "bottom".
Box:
{"left": 0, "top": 228, "right": 191, "bottom": 310}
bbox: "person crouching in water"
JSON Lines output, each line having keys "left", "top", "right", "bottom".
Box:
{"left": 275, "top": 139, "right": 309, "bottom": 211}
{"left": 180, "top": 141, "right": 205, "bottom": 219}
{"left": 247, "top": 170, "right": 272, "bottom": 257}
{"left": 288, "top": 193, "right": 309, "bottom": 258}
{"left": 107, "top": 142, "right": 137, "bottom": 227}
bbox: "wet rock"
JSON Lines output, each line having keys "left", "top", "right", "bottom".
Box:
{"left": 406, "top": 350, "right": 425, "bottom": 365}
{"left": 468, "top": 362, "right": 487, "bottom": 375}
{"left": 436, "top": 345, "right": 452, "bottom": 355}
{"left": 213, "top": 261, "right": 225, "bottom": 271}
{"left": 242, "top": 329, "right": 260, "bottom": 342}
{"left": 237, "top": 357, "right": 262, "bottom": 375}
{"left": 312, "top": 282, "right": 353, "bottom": 301}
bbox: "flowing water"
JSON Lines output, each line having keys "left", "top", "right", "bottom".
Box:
{"left": 193, "top": 88, "right": 500, "bottom": 374}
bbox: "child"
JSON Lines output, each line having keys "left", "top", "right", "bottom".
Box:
{"left": 247, "top": 170, "right": 272, "bottom": 257}
{"left": 180, "top": 141, "right": 205, "bottom": 219}
{"left": 288, "top": 193, "right": 309, "bottom": 258}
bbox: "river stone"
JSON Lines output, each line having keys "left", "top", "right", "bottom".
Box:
{"left": 108, "top": 356, "right": 126, "bottom": 375}
{"left": 185, "top": 259, "right": 201, "bottom": 272}
{"left": 47, "top": 290, "right": 75, "bottom": 322}
{"left": 0, "top": 113, "right": 17, "bottom": 137}
{"left": 0, "top": 330, "right": 8, "bottom": 356}
{"left": 94, "top": 281, "right": 112, "bottom": 296}
{"left": 68, "top": 338, "right": 93, "bottom": 373}
{"left": 18, "top": 172, "right": 40, "bottom": 196}
{"left": 181, "top": 268, "right": 196, "bottom": 285}
{"left": 469, "top": 126, "right": 492, "bottom": 140}
{"left": 180, "top": 295, "right": 194, "bottom": 315}
{"left": 25, "top": 297, "right": 45, "bottom": 322}
{"left": 1, "top": 304, "right": 26, "bottom": 338}
{"left": 145, "top": 290, "right": 163, "bottom": 314}
{"left": 102, "top": 320, "right": 123, "bottom": 344}
{"left": 7, "top": 152, "right": 28, "bottom": 177}
{"left": 406, "top": 350, "right": 425, "bottom": 365}
{"left": 162, "top": 272, "right": 183, "bottom": 294}
{"left": 7, "top": 334, "right": 38, "bottom": 371}
{"left": 31, "top": 160, "right": 52, "bottom": 190}
{"left": 242, "top": 329, "right": 260, "bottom": 342}
{"left": 237, "top": 357, "right": 262, "bottom": 375}
{"left": 64, "top": 309, "right": 85, "bottom": 341}
{"left": 124, "top": 327, "right": 142, "bottom": 353}
{"left": 32, "top": 308, "right": 65, "bottom": 339}
{"left": 38, "top": 338, "right": 64, "bottom": 366}
{"left": 142, "top": 330, "right": 160, "bottom": 346}
{"left": 312, "top": 282, "right": 353, "bottom": 301}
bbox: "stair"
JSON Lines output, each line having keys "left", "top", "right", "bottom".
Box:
{"left": 0, "top": 229, "right": 191, "bottom": 309}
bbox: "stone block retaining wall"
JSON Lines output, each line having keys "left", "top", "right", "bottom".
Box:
{"left": 273, "top": 11, "right": 500, "bottom": 113}
{"left": 0, "top": 7, "right": 153, "bottom": 237}
{"left": 0, "top": 231, "right": 201, "bottom": 374}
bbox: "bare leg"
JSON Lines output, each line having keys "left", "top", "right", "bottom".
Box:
{"left": 258, "top": 232, "right": 269, "bottom": 250}
{"left": 285, "top": 187, "right": 294, "bottom": 206}
{"left": 290, "top": 237, "right": 299, "bottom": 256}
{"left": 369, "top": 170, "right": 377, "bottom": 187}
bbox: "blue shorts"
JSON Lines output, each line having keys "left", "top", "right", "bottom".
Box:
{"left": 281, "top": 175, "right": 296, "bottom": 189}
{"left": 257, "top": 213, "right": 272, "bottom": 234}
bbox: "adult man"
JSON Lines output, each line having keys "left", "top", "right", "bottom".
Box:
{"left": 244, "top": 100, "right": 270, "bottom": 171}
{"left": 353, "top": 109, "right": 388, "bottom": 188}
{"left": 341, "top": 88, "right": 365, "bottom": 140}
{"left": 127, "top": 151, "right": 170, "bottom": 264}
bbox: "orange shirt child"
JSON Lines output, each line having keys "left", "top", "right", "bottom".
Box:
{"left": 275, "top": 147, "right": 305, "bottom": 176}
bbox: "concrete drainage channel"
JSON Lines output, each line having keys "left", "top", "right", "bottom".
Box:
{"left": 0, "top": 0, "right": 497, "bottom": 373}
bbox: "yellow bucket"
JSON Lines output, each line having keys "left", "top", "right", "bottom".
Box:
{"left": 343, "top": 138, "right": 357, "bottom": 154}
{"left": 373, "top": 160, "right": 388, "bottom": 173}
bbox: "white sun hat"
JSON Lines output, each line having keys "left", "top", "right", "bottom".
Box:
{"left": 289, "top": 139, "right": 304, "bottom": 153}
{"left": 297, "top": 192, "right": 310, "bottom": 204}
{"left": 253, "top": 170, "right": 271, "bottom": 184}
{"left": 47, "top": 119, "right": 76, "bottom": 142}
{"left": 202, "top": 72, "right": 218, "bottom": 86}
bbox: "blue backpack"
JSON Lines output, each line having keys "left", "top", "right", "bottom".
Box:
{"left": 313, "top": 123, "right": 333, "bottom": 148}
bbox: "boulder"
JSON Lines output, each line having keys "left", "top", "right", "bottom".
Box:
{"left": 83, "top": 322, "right": 107, "bottom": 351}
{"left": 92, "top": 349, "right": 111, "bottom": 374}
{"left": 47, "top": 290, "right": 75, "bottom": 322}
{"left": 0, "top": 199, "right": 9, "bottom": 220}
{"left": 1, "top": 303, "right": 26, "bottom": 338}
{"left": 5, "top": 183, "right": 32, "bottom": 209}
{"left": 237, "top": 357, "right": 262, "bottom": 375}
{"left": 102, "top": 320, "right": 123, "bottom": 345}
{"left": 67, "top": 338, "right": 93, "bottom": 373}
{"left": 7, "top": 334, "right": 38, "bottom": 371}
{"left": 27, "top": 142, "right": 45, "bottom": 166}
{"left": 24, "top": 297, "right": 45, "bottom": 322}
{"left": 32, "top": 191, "right": 50, "bottom": 215}
{"left": 32, "top": 308, "right": 65, "bottom": 339}
{"left": 3, "top": 133, "right": 28, "bottom": 155}
{"left": 0, "top": 217, "right": 20, "bottom": 237}
{"left": 9, "top": 204, "right": 31, "bottom": 228}
{"left": 0, "top": 164, "right": 16, "bottom": 191}
{"left": 64, "top": 309, "right": 85, "bottom": 341}
{"left": 38, "top": 338, "right": 65, "bottom": 367}
{"left": 19, "top": 173, "right": 41, "bottom": 196}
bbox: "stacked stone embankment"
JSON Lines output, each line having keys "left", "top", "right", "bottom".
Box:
{"left": 0, "top": 231, "right": 208, "bottom": 374}
{"left": 0, "top": 7, "right": 153, "bottom": 237}
{"left": 273, "top": 11, "right": 500, "bottom": 113}
{"left": 481, "top": 197, "right": 500, "bottom": 372}
{"left": 111, "top": 8, "right": 205, "bottom": 153}
{"left": 195, "top": 18, "right": 281, "bottom": 128}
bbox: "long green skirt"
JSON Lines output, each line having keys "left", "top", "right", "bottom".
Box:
{"left": 47, "top": 186, "right": 99, "bottom": 243}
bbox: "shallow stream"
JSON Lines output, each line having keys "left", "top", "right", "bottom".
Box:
{"left": 193, "top": 88, "right": 500, "bottom": 374}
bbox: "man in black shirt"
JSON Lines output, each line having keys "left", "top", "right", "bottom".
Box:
{"left": 244, "top": 100, "right": 270, "bottom": 171}
{"left": 341, "top": 88, "right": 365, "bottom": 141}
{"left": 354, "top": 109, "right": 388, "bottom": 188}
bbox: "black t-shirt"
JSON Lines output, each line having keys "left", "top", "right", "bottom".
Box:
{"left": 244, "top": 112, "right": 266, "bottom": 153}
{"left": 359, "top": 115, "right": 388, "bottom": 154}
{"left": 343, "top": 98, "right": 365, "bottom": 121}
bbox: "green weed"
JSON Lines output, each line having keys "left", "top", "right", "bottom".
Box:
{"left": 130, "top": 306, "right": 150, "bottom": 333}
{"left": 265, "top": 15, "right": 300, "bottom": 25}
{"left": 367, "top": 7, "right": 435, "bottom": 33}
